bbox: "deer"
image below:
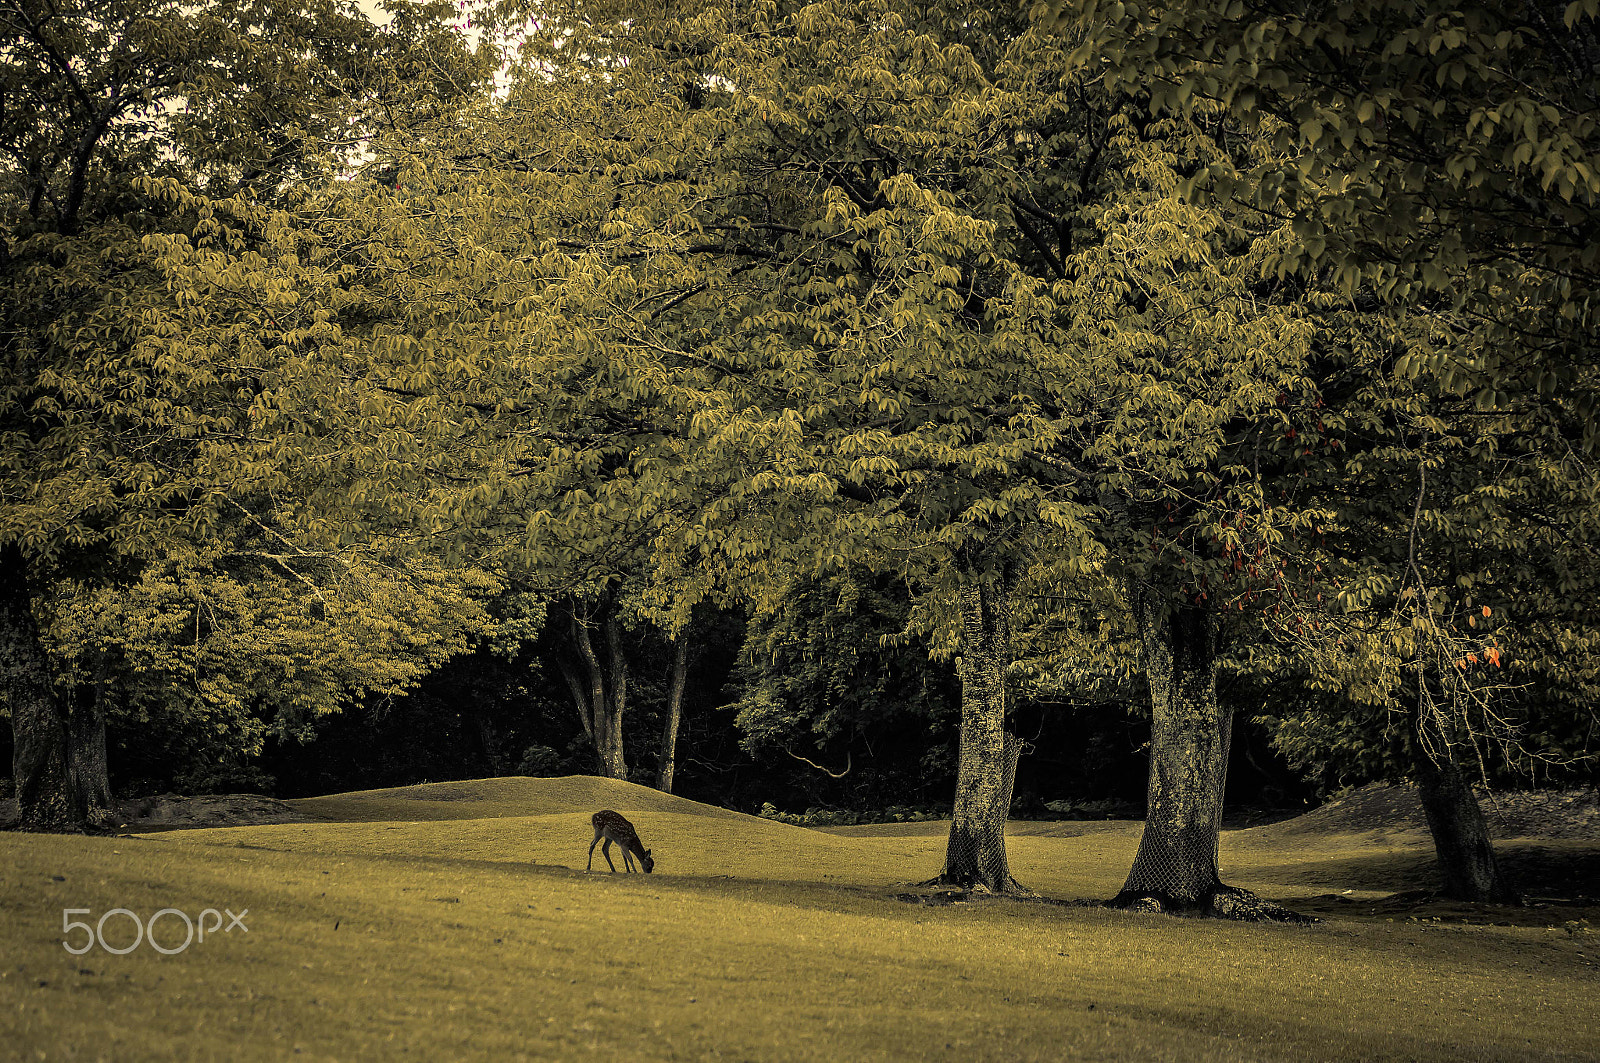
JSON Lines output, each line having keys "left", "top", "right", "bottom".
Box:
{"left": 587, "top": 810, "right": 654, "bottom": 873}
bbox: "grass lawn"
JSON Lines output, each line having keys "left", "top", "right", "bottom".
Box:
{"left": 2, "top": 776, "right": 1595, "bottom": 1061}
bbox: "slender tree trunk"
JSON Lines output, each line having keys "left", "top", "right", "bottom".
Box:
{"left": 563, "top": 600, "right": 629, "bottom": 781}
{"left": 937, "top": 575, "right": 1023, "bottom": 893}
{"left": 571, "top": 608, "right": 610, "bottom": 773}
{"left": 657, "top": 636, "right": 689, "bottom": 793}
{"left": 555, "top": 654, "right": 594, "bottom": 743}
{"left": 1, "top": 555, "right": 101, "bottom": 832}
{"left": 1412, "top": 719, "right": 1520, "bottom": 904}
{"left": 475, "top": 712, "right": 505, "bottom": 776}
{"left": 1114, "top": 595, "right": 1231, "bottom": 908}
{"left": 602, "top": 617, "right": 628, "bottom": 779}
{"left": 71, "top": 664, "right": 114, "bottom": 819}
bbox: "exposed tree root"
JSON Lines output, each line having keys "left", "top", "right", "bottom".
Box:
{"left": 914, "top": 872, "right": 1035, "bottom": 898}
{"left": 1107, "top": 882, "right": 1319, "bottom": 924}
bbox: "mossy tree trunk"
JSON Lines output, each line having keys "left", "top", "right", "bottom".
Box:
{"left": 656, "top": 636, "right": 689, "bottom": 793}
{"left": 937, "top": 572, "right": 1024, "bottom": 894}
{"left": 2, "top": 555, "right": 110, "bottom": 832}
{"left": 1412, "top": 715, "right": 1520, "bottom": 904}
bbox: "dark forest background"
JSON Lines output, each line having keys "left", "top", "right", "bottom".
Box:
{"left": 0, "top": 592, "right": 1320, "bottom": 818}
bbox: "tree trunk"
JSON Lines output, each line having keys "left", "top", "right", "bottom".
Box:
{"left": 937, "top": 576, "right": 1023, "bottom": 893}
{"left": 1114, "top": 595, "right": 1231, "bottom": 909}
{"left": 564, "top": 600, "right": 629, "bottom": 781}
{"left": 657, "top": 636, "right": 688, "bottom": 793}
{"left": 1412, "top": 722, "right": 1520, "bottom": 904}
{"left": 602, "top": 616, "right": 628, "bottom": 779}
{"left": 999, "top": 729, "right": 1022, "bottom": 817}
{"left": 475, "top": 712, "right": 505, "bottom": 777}
{"left": 70, "top": 665, "right": 114, "bottom": 820}
{"left": 555, "top": 654, "right": 594, "bottom": 743}
{"left": 1, "top": 555, "right": 104, "bottom": 833}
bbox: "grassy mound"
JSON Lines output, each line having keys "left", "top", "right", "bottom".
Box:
{"left": 187, "top": 778, "right": 950, "bottom": 890}
{"left": 1242, "top": 784, "right": 1600, "bottom": 841}
{"left": 289, "top": 774, "right": 756, "bottom": 824}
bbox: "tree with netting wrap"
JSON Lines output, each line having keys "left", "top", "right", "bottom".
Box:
{"left": 934, "top": 569, "right": 1027, "bottom": 895}
{"left": 1109, "top": 593, "right": 1309, "bottom": 921}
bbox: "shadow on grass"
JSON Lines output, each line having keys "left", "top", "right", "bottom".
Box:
{"left": 1244, "top": 841, "right": 1599, "bottom": 899}
{"left": 1251, "top": 842, "right": 1600, "bottom": 928}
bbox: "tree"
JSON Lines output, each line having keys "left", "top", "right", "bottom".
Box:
{"left": 527, "top": 584, "right": 715, "bottom": 787}
{"left": 0, "top": 0, "right": 485, "bottom": 830}
{"left": 171, "top": 0, "right": 1094, "bottom": 888}
{"left": 43, "top": 551, "right": 498, "bottom": 790}
{"left": 1059, "top": 0, "right": 1600, "bottom": 903}
{"left": 1246, "top": 356, "right": 1600, "bottom": 902}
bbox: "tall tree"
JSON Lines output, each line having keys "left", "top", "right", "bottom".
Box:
{"left": 0, "top": 0, "right": 485, "bottom": 830}
{"left": 154, "top": 0, "right": 1564, "bottom": 921}
{"left": 656, "top": 632, "right": 691, "bottom": 792}
{"left": 1060, "top": 0, "right": 1600, "bottom": 903}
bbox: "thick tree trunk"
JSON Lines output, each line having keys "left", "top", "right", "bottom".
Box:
{"left": 657, "top": 636, "right": 688, "bottom": 793}
{"left": 937, "top": 576, "right": 1023, "bottom": 894}
{"left": 1412, "top": 723, "right": 1520, "bottom": 904}
{"left": 1111, "top": 594, "right": 1309, "bottom": 922}
{"left": 2, "top": 556, "right": 107, "bottom": 833}
{"left": 1114, "top": 595, "right": 1231, "bottom": 908}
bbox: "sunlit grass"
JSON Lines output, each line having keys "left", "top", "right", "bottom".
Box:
{"left": 3, "top": 776, "right": 1594, "bottom": 1061}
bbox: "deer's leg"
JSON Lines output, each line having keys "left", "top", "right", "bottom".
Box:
{"left": 601, "top": 837, "right": 618, "bottom": 872}
{"left": 587, "top": 829, "right": 602, "bottom": 871}
{"left": 622, "top": 847, "right": 636, "bottom": 873}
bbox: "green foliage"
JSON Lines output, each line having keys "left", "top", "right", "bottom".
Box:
{"left": 1, "top": 0, "right": 489, "bottom": 564}
{"left": 1034, "top": 0, "right": 1600, "bottom": 782}
{"left": 405, "top": 0, "right": 1335, "bottom": 653}
{"left": 0, "top": 0, "right": 499, "bottom": 819}
{"left": 189, "top": 0, "right": 1589, "bottom": 798}
{"left": 515, "top": 744, "right": 565, "bottom": 777}
{"left": 25, "top": 0, "right": 1593, "bottom": 811}
{"left": 42, "top": 553, "right": 498, "bottom": 744}
{"left": 730, "top": 572, "right": 958, "bottom": 754}
{"left": 1059, "top": 0, "right": 1600, "bottom": 442}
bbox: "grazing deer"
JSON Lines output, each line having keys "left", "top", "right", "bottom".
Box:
{"left": 587, "top": 810, "right": 654, "bottom": 873}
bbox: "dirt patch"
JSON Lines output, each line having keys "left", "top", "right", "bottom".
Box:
{"left": 0, "top": 793, "right": 308, "bottom": 832}
{"left": 1256, "top": 784, "right": 1600, "bottom": 840}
